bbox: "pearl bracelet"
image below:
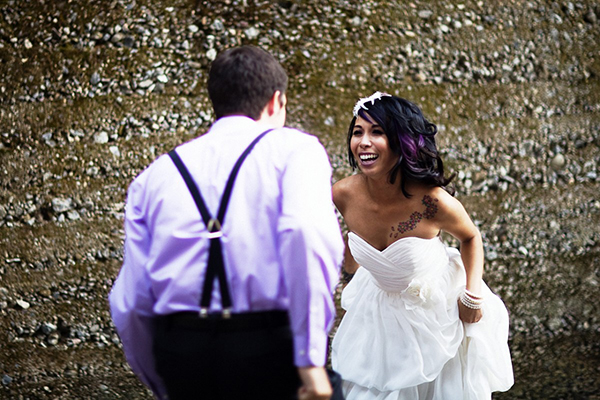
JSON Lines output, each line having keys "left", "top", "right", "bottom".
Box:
{"left": 460, "top": 289, "right": 484, "bottom": 310}
{"left": 464, "top": 288, "right": 483, "bottom": 300}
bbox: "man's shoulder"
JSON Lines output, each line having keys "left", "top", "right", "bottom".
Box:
{"left": 129, "top": 151, "right": 176, "bottom": 189}
{"left": 269, "top": 128, "right": 327, "bottom": 159}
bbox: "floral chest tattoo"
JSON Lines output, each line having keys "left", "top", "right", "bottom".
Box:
{"left": 390, "top": 195, "right": 439, "bottom": 238}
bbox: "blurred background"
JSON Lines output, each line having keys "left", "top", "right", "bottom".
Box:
{"left": 0, "top": 0, "right": 598, "bottom": 398}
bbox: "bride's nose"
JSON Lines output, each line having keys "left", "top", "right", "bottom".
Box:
{"left": 360, "top": 134, "right": 372, "bottom": 147}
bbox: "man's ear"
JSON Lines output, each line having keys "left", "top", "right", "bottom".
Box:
{"left": 267, "top": 90, "right": 285, "bottom": 116}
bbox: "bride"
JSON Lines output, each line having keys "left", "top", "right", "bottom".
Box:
{"left": 331, "top": 92, "right": 514, "bottom": 400}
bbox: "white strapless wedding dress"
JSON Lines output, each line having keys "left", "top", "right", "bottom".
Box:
{"left": 331, "top": 232, "right": 514, "bottom": 400}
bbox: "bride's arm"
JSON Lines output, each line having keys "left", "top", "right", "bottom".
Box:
{"left": 342, "top": 238, "right": 360, "bottom": 274}
{"left": 434, "top": 188, "right": 484, "bottom": 323}
{"left": 332, "top": 179, "right": 360, "bottom": 275}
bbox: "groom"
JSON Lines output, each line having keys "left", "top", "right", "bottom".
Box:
{"left": 109, "top": 45, "right": 344, "bottom": 399}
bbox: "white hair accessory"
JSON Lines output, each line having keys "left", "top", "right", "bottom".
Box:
{"left": 352, "top": 91, "right": 392, "bottom": 117}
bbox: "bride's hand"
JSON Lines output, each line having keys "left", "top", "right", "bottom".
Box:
{"left": 458, "top": 301, "right": 483, "bottom": 323}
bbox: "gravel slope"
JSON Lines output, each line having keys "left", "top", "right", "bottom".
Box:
{"left": 1, "top": 1, "right": 599, "bottom": 398}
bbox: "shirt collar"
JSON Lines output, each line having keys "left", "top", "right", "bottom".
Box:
{"left": 210, "top": 115, "right": 257, "bottom": 133}
{"left": 209, "top": 115, "right": 281, "bottom": 135}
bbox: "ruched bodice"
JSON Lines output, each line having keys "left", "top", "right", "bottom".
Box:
{"left": 332, "top": 232, "right": 514, "bottom": 400}
{"left": 348, "top": 232, "right": 449, "bottom": 293}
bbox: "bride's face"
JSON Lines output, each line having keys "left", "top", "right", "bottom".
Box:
{"left": 350, "top": 114, "right": 397, "bottom": 178}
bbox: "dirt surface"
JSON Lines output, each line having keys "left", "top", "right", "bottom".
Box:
{"left": 1, "top": 0, "right": 599, "bottom": 399}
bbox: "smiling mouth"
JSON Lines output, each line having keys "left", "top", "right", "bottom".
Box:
{"left": 359, "top": 153, "right": 379, "bottom": 163}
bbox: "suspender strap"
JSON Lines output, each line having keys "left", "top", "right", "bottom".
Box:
{"left": 167, "top": 128, "right": 274, "bottom": 317}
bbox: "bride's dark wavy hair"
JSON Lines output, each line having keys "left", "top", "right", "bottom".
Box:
{"left": 347, "top": 95, "right": 455, "bottom": 198}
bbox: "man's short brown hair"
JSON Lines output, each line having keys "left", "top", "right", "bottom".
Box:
{"left": 208, "top": 46, "right": 288, "bottom": 120}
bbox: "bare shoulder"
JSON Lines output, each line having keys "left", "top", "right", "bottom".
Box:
{"left": 429, "top": 186, "right": 459, "bottom": 206}
{"left": 332, "top": 175, "right": 363, "bottom": 213}
{"left": 417, "top": 187, "right": 465, "bottom": 220}
{"left": 422, "top": 186, "right": 479, "bottom": 242}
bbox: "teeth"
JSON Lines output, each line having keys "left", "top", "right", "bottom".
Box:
{"left": 360, "top": 154, "right": 378, "bottom": 161}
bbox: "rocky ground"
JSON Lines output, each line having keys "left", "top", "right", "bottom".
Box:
{"left": 0, "top": 0, "right": 599, "bottom": 398}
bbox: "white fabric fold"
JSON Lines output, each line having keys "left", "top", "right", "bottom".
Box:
{"left": 332, "top": 232, "right": 514, "bottom": 400}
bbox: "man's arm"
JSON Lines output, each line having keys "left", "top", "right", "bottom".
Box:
{"left": 109, "top": 176, "right": 168, "bottom": 399}
{"left": 276, "top": 137, "right": 344, "bottom": 393}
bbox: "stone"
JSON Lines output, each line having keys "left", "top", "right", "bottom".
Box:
{"left": 111, "top": 32, "right": 125, "bottom": 43}
{"left": 584, "top": 10, "right": 597, "bottom": 24}
{"left": 47, "top": 332, "right": 60, "bottom": 346}
{"left": 40, "top": 323, "right": 57, "bottom": 335}
{"left": 245, "top": 27, "right": 260, "bottom": 39}
{"left": 138, "top": 79, "right": 153, "bottom": 89}
{"left": 90, "top": 72, "right": 101, "bottom": 86}
{"left": 418, "top": 10, "right": 433, "bottom": 20}
{"left": 109, "top": 146, "right": 121, "bottom": 158}
{"left": 51, "top": 198, "right": 73, "bottom": 213}
{"left": 15, "top": 300, "right": 30, "bottom": 309}
{"left": 94, "top": 131, "right": 109, "bottom": 144}
{"left": 211, "top": 19, "right": 224, "bottom": 31}
{"left": 67, "top": 210, "right": 81, "bottom": 220}
{"left": 122, "top": 36, "right": 135, "bottom": 48}
{"left": 551, "top": 154, "right": 566, "bottom": 171}
{"left": 206, "top": 48, "right": 217, "bottom": 61}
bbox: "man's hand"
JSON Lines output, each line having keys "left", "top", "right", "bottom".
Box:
{"left": 297, "top": 366, "right": 332, "bottom": 400}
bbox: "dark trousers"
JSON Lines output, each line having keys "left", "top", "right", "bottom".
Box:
{"left": 153, "top": 311, "right": 301, "bottom": 400}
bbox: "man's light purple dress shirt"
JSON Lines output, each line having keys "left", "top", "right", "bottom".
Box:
{"left": 109, "top": 116, "right": 344, "bottom": 398}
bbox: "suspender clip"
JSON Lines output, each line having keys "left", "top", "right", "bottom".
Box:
{"left": 207, "top": 218, "right": 223, "bottom": 239}
{"left": 207, "top": 231, "right": 223, "bottom": 239}
{"left": 222, "top": 308, "right": 232, "bottom": 319}
{"left": 199, "top": 308, "right": 209, "bottom": 318}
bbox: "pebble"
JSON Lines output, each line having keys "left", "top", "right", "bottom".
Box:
{"left": 51, "top": 198, "right": 73, "bottom": 213}
{"left": 418, "top": 10, "right": 433, "bottom": 20}
{"left": 244, "top": 27, "right": 260, "bottom": 39}
{"left": 206, "top": 48, "right": 217, "bottom": 61}
{"left": 67, "top": 210, "right": 81, "bottom": 220}
{"left": 138, "top": 79, "right": 154, "bottom": 89}
{"left": 551, "top": 154, "right": 566, "bottom": 171}
{"left": 109, "top": 146, "right": 121, "bottom": 158}
{"left": 94, "top": 131, "right": 109, "bottom": 144}
{"left": 90, "top": 72, "right": 101, "bottom": 86}
{"left": 211, "top": 19, "right": 224, "bottom": 31}
{"left": 16, "top": 300, "right": 30, "bottom": 309}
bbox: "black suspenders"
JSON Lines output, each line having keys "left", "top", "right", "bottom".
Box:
{"left": 167, "top": 129, "right": 274, "bottom": 318}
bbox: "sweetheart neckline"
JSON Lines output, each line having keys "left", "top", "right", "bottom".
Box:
{"left": 349, "top": 231, "right": 440, "bottom": 253}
